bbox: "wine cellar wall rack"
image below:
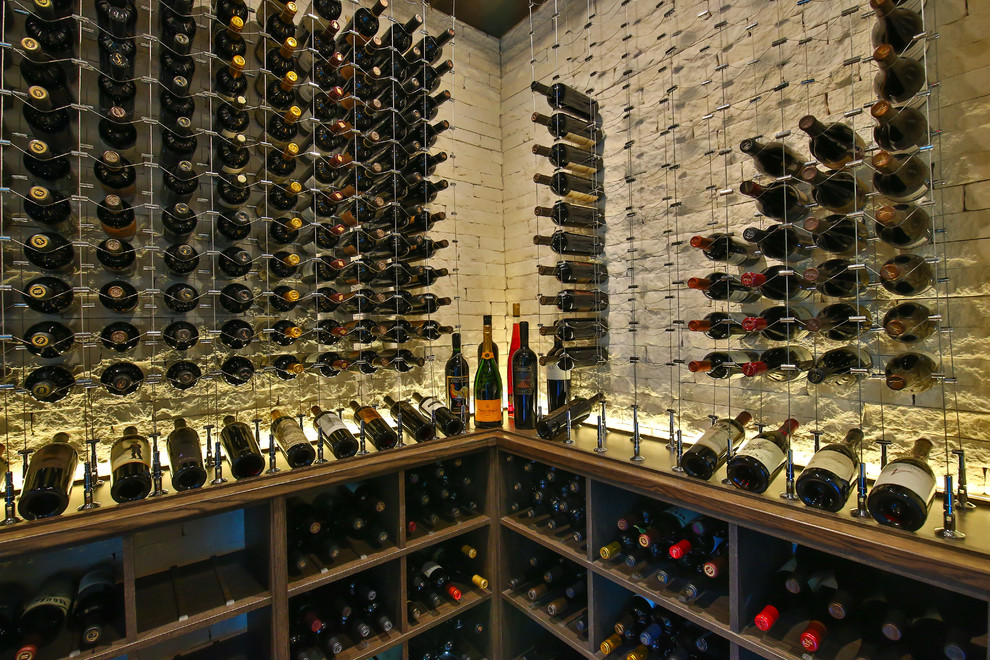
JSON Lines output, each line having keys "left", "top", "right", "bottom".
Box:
{"left": 2, "top": 429, "right": 988, "bottom": 659}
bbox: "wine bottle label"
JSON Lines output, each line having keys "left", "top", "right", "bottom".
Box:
{"left": 514, "top": 365, "right": 535, "bottom": 395}
{"left": 563, "top": 189, "right": 597, "bottom": 204}
{"left": 419, "top": 397, "right": 445, "bottom": 415}
{"left": 421, "top": 561, "right": 443, "bottom": 578}
{"left": 316, "top": 414, "right": 349, "bottom": 436}
{"left": 563, "top": 131, "right": 595, "bottom": 149}
{"left": 447, "top": 376, "right": 469, "bottom": 408}
{"left": 275, "top": 421, "right": 310, "bottom": 449}
{"left": 111, "top": 437, "right": 151, "bottom": 471}
{"left": 475, "top": 398, "right": 501, "bottom": 422}
{"left": 23, "top": 591, "right": 71, "bottom": 616}
{"left": 873, "top": 462, "right": 936, "bottom": 501}
{"left": 736, "top": 438, "right": 786, "bottom": 471}
{"left": 804, "top": 450, "right": 857, "bottom": 482}
{"left": 691, "top": 421, "right": 736, "bottom": 454}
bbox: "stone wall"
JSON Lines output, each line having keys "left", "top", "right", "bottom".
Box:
{"left": 500, "top": 0, "right": 990, "bottom": 483}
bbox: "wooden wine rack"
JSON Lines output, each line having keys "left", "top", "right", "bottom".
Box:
{"left": 1, "top": 427, "right": 988, "bottom": 659}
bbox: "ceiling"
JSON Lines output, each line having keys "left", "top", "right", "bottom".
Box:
{"left": 428, "top": 0, "right": 548, "bottom": 38}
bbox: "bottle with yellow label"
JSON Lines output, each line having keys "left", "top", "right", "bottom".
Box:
{"left": 473, "top": 315, "right": 503, "bottom": 429}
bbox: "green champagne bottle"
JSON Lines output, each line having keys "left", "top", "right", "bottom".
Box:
{"left": 474, "top": 316, "right": 503, "bottom": 429}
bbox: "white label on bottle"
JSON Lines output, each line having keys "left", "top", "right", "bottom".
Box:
{"left": 316, "top": 414, "right": 348, "bottom": 436}
{"left": 421, "top": 561, "right": 442, "bottom": 578}
{"left": 275, "top": 420, "right": 309, "bottom": 449}
{"left": 665, "top": 507, "right": 702, "bottom": 527}
{"left": 692, "top": 421, "right": 735, "bottom": 453}
{"left": 110, "top": 437, "right": 151, "bottom": 472}
{"left": 736, "top": 438, "right": 786, "bottom": 471}
{"left": 804, "top": 450, "right": 857, "bottom": 482}
{"left": 419, "top": 397, "right": 444, "bottom": 415}
{"left": 873, "top": 462, "right": 936, "bottom": 502}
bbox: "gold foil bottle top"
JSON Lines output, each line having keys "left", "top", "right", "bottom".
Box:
{"left": 279, "top": 70, "right": 299, "bottom": 91}
{"left": 284, "top": 105, "right": 303, "bottom": 123}
{"left": 29, "top": 139, "right": 49, "bottom": 157}
{"left": 230, "top": 55, "right": 246, "bottom": 75}
{"left": 30, "top": 186, "right": 50, "bottom": 202}
{"left": 229, "top": 16, "right": 244, "bottom": 33}
{"left": 28, "top": 234, "right": 50, "bottom": 249}
{"left": 28, "top": 283, "right": 49, "bottom": 299}
{"left": 286, "top": 326, "right": 303, "bottom": 339}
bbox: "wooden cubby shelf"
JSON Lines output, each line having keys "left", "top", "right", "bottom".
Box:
{"left": 2, "top": 428, "right": 989, "bottom": 658}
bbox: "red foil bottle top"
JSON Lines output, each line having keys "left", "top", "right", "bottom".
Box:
{"left": 690, "top": 235, "right": 713, "bottom": 249}
{"left": 742, "top": 316, "right": 767, "bottom": 332}
{"left": 740, "top": 272, "right": 765, "bottom": 287}
{"left": 742, "top": 361, "right": 768, "bottom": 377}
{"left": 703, "top": 556, "right": 727, "bottom": 578}
{"left": 445, "top": 583, "right": 462, "bottom": 601}
{"left": 669, "top": 539, "right": 692, "bottom": 559}
{"left": 407, "top": 521, "right": 417, "bottom": 533}
{"left": 800, "top": 620, "right": 828, "bottom": 652}
{"left": 754, "top": 605, "right": 779, "bottom": 631}
{"left": 304, "top": 611, "right": 324, "bottom": 633}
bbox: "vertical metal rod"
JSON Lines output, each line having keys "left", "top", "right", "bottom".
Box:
{"left": 315, "top": 429, "right": 328, "bottom": 464}
{"left": 17, "top": 449, "right": 32, "bottom": 482}
{"left": 952, "top": 449, "right": 975, "bottom": 509}
{"left": 204, "top": 425, "right": 214, "bottom": 468}
{"left": 877, "top": 439, "right": 891, "bottom": 468}
{"left": 935, "top": 475, "right": 966, "bottom": 539}
{"left": 266, "top": 433, "right": 281, "bottom": 474}
{"left": 396, "top": 409, "right": 405, "bottom": 447}
{"left": 78, "top": 463, "right": 100, "bottom": 510}
{"left": 564, "top": 409, "right": 574, "bottom": 445}
{"left": 666, "top": 408, "right": 676, "bottom": 450}
{"left": 630, "top": 405, "right": 644, "bottom": 462}
{"left": 780, "top": 449, "right": 798, "bottom": 500}
{"left": 850, "top": 463, "right": 870, "bottom": 517}
{"left": 211, "top": 440, "right": 227, "bottom": 485}
{"left": 2, "top": 472, "right": 18, "bottom": 525}
{"left": 88, "top": 438, "right": 102, "bottom": 486}
{"left": 811, "top": 430, "right": 823, "bottom": 453}
{"left": 357, "top": 420, "right": 369, "bottom": 456}
{"left": 672, "top": 430, "right": 684, "bottom": 472}
{"left": 594, "top": 399, "right": 607, "bottom": 454}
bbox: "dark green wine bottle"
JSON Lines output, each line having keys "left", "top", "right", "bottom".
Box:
{"left": 473, "top": 317, "right": 502, "bottom": 429}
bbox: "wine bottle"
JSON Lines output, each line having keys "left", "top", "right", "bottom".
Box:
{"left": 14, "top": 573, "right": 75, "bottom": 660}
{"left": 220, "top": 416, "right": 265, "bottom": 478}
{"left": 100, "top": 321, "right": 141, "bottom": 352}
{"left": 164, "top": 282, "right": 199, "bottom": 314}
{"left": 689, "top": 233, "right": 760, "bottom": 267}
{"left": 738, "top": 138, "right": 805, "bottom": 178}
{"left": 681, "top": 411, "right": 752, "bottom": 481}
{"left": 24, "top": 139, "right": 72, "bottom": 186}
{"left": 25, "top": 185, "right": 73, "bottom": 228}
{"left": 444, "top": 333, "right": 470, "bottom": 419}
{"left": 806, "top": 302, "right": 872, "bottom": 341}
{"left": 19, "top": 37, "right": 73, "bottom": 107}
{"left": 685, "top": 312, "right": 744, "bottom": 341}
{"left": 98, "top": 280, "right": 139, "bottom": 313}
{"left": 98, "top": 194, "right": 136, "bottom": 238}
{"left": 885, "top": 351, "right": 938, "bottom": 393}
{"left": 742, "top": 346, "right": 814, "bottom": 381}
{"left": 871, "top": 0, "right": 924, "bottom": 55}
{"left": 874, "top": 203, "right": 931, "bottom": 249}
{"left": 24, "top": 232, "right": 74, "bottom": 273}
{"left": 165, "top": 361, "right": 201, "bottom": 391}
{"left": 873, "top": 153, "right": 930, "bottom": 207}
{"left": 166, "top": 418, "right": 207, "bottom": 491}
{"left": 807, "top": 347, "right": 873, "bottom": 386}
{"left": 871, "top": 100, "right": 928, "bottom": 153}
{"left": 110, "top": 426, "right": 152, "bottom": 502}
{"left": 24, "top": 86, "right": 75, "bottom": 153}
{"left": 511, "top": 322, "right": 538, "bottom": 430}
{"left": 741, "top": 266, "right": 814, "bottom": 301}
{"left": 533, "top": 172, "right": 600, "bottom": 204}
{"left": 531, "top": 79, "right": 599, "bottom": 122}
{"left": 797, "top": 115, "right": 865, "bottom": 170}
{"left": 803, "top": 258, "right": 871, "bottom": 298}
{"left": 726, "top": 419, "right": 800, "bottom": 494}
{"left": 538, "top": 289, "right": 608, "bottom": 312}
{"left": 408, "top": 393, "right": 463, "bottom": 438}
{"left": 742, "top": 223, "right": 815, "bottom": 263}
{"left": 23, "top": 320, "right": 75, "bottom": 358}
{"left": 873, "top": 44, "right": 926, "bottom": 103}
{"left": 349, "top": 401, "right": 399, "bottom": 450}
{"left": 803, "top": 214, "right": 868, "bottom": 256}
{"left": 18, "top": 435, "right": 78, "bottom": 519}
{"left": 23, "top": 276, "right": 74, "bottom": 314}
{"left": 534, "top": 201, "right": 603, "bottom": 229}
{"left": 687, "top": 272, "right": 761, "bottom": 303}
{"left": 25, "top": 365, "right": 75, "bottom": 402}
{"left": 688, "top": 350, "right": 759, "bottom": 380}
{"left": 796, "top": 428, "right": 864, "bottom": 512}
{"left": 383, "top": 395, "right": 436, "bottom": 443}
{"left": 739, "top": 180, "right": 812, "bottom": 221}
{"left": 98, "top": 108, "right": 138, "bottom": 162}
{"left": 219, "top": 320, "right": 254, "bottom": 350}
{"left": 533, "top": 231, "right": 603, "bottom": 256}
{"left": 71, "top": 562, "right": 116, "bottom": 649}
{"left": 221, "top": 355, "right": 256, "bottom": 386}
{"left": 535, "top": 393, "right": 604, "bottom": 440}
{"left": 800, "top": 166, "right": 869, "bottom": 214}
{"left": 474, "top": 317, "right": 503, "bottom": 429}
{"left": 741, "top": 306, "right": 810, "bottom": 342}
{"left": 867, "top": 438, "right": 935, "bottom": 531}
{"left": 94, "top": 237, "right": 136, "bottom": 275}
{"left": 883, "top": 301, "right": 936, "bottom": 344}
{"left": 532, "top": 111, "right": 601, "bottom": 148}
{"left": 271, "top": 410, "right": 317, "bottom": 468}
{"left": 311, "top": 406, "right": 359, "bottom": 459}
{"left": 101, "top": 361, "right": 144, "bottom": 396}
{"left": 533, "top": 143, "right": 603, "bottom": 177}
{"left": 879, "top": 253, "right": 934, "bottom": 296}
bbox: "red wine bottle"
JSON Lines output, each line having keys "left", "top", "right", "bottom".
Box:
{"left": 867, "top": 438, "right": 935, "bottom": 531}
{"left": 796, "top": 428, "right": 864, "bottom": 512}
{"left": 726, "top": 419, "right": 799, "bottom": 494}
{"left": 681, "top": 411, "right": 751, "bottom": 480}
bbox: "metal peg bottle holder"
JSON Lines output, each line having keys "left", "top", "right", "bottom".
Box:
{"left": 266, "top": 434, "right": 281, "bottom": 474}
{"left": 630, "top": 405, "right": 644, "bottom": 462}
{"left": 149, "top": 433, "right": 168, "bottom": 497}
{"left": 211, "top": 440, "right": 227, "bottom": 485}
{"left": 204, "top": 425, "right": 214, "bottom": 469}
{"left": 396, "top": 409, "right": 405, "bottom": 448}
{"left": 315, "top": 429, "right": 328, "bottom": 464}
{"left": 779, "top": 449, "right": 798, "bottom": 500}
{"left": 849, "top": 463, "right": 870, "bottom": 518}
{"left": 595, "top": 399, "right": 607, "bottom": 454}
{"left": 564, "top": 409, "right": 574, "bottom": 445}
{"left": 672, "top": 430, "right": 684, "bottom": 472}
{"left": 87, "top": 438, "right": 103, "bottom": 487}
{"left": 952, "top": 449, "right": 975, "bottom": 510}
{"left": 357, "top": 419, "right": 369, "bottom": 456}
{"left": 666, "top": 409, "right": 676, "bottom": 451}
{"left": 877, "top": 439, "right": 892, "bottom": 468}
{"left": 935, "top": 475, "right": 966, "bottom": 540}
{"left": 2, "top": 472, "right": 19, "bottom": 525}
{"left": 78, "top": 462, "right": 100, "bottom": 511}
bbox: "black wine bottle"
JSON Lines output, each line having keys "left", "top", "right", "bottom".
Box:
{"left": 681, "top": 412, "right": 752, "bottom": 481}
{"left": 797, "top": 115, "right": 865, "bottom": 170}
{"left": 100, "top": 321, "right": 140, "bottom": 352}
{"left": 71, "top": 562, "right": 116, "bottom": 649}
{"left": 807, "top": 347, "right": 873, "bottom": 386}
{"left": 535, "top": 393, "right": 604, "bottom": 440}
{"left": 220, "top": 416, "right": 265, "bottom": 478}
{"left": 687, "top": 272, "right": 760, "bottom": 304}
{"left": 690, "top": 233, "right": 760, "bottom": 267}
{"left": 511, "top": 322, "right": 538, "bottom": 430}
{"left": 164, "top": 282, "right": 200, "bottom": 314}
{"left": 271, "top": 410, "right": 316, "bottom": 468}
{"left": 165, "top": 360, "right": 201, "bottom": 390}
{"left": 110, "top": 426, "right": 152, "bottom": 502}
{"left": 383, "top": 395, "right": 436, "bottom": 443}
{"left": 879, "top": 253, "right": 934, "bottom": 296}
{"left": 166, "top": 418, "right": 207, "bottom": 491}
{"left": 883, "top": 301, "right": 936, "bottom": 344}
{"left": 311, "top": 406, "right": 359, "bottom": 459}
{"left": 101, "top": 361, "right": 144, "bottom": 396}
{"left": 873, "top": 44, "right": 926, "bottom": 103}
{"left": 14, "top": 573, "right": 75, "bottom": 660}
{"left": 738, "top": 138, "right": 805, "bottom": 178}
{"left": 221, "top": 355, "right": 256, "bottom": 386}
{"left": 23, "top": 320, "right": 75, "bottom": 358}
{"left": 796, "top": 428, "right": 864, "bottom": 512}
{"left": 444, "top": 333, "right": 470, "bottom": 420}
{"left": 349, "top": 401, "right": 399, "bottom": 450}
{"left": 739, "top": 180, "right": 811, "bottom": 221}
{"left": 867, "top": 438, "right": 935, "bottom": 531}
{"left": 23, "top": 276, "right": 74, "bottom": 314}
{"left": 726, "top": 419, "right": 800, "bottom": 494}
{"left": 25, "top": 365, "right": 75, "bottom": 402}
{"left": 18, "top": 435, "right": 78, "bottom": 519}
{"left": 24, "top": 232, "right": 74, "bottom": 272}
{"left": 99, "top": 281, "right": 139, "bottom": 313}
{"left": 871, "top": 100, "right": 928, "bottom": 152}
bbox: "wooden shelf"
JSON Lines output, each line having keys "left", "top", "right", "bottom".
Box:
{"left": 409, "top": 586, "right": 492, "bottom": 632}
{"left": 501, "top": 513, "right": 587, "bottom": 564}
{"left": 406, "top": 513, "right": 491, "bottom": 553}
{"left": 502, "top": 589, "right": 592, "bottom": 659}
